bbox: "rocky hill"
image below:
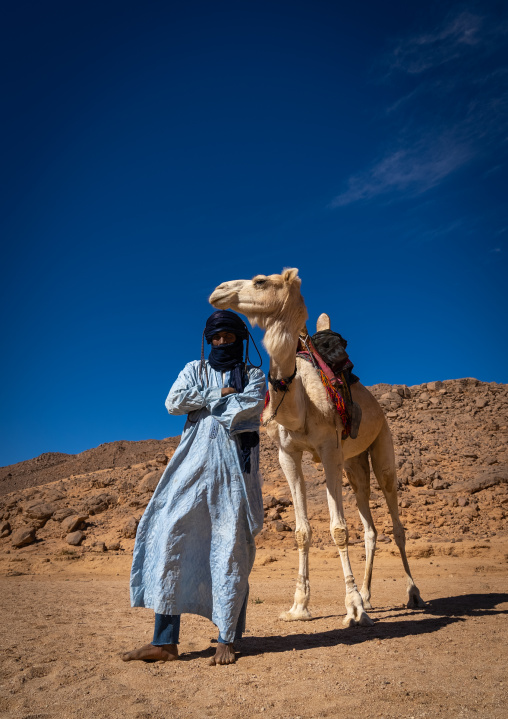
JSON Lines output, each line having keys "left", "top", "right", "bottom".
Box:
{"left": 0, "top": 378, "right": 506, "bottom": 562}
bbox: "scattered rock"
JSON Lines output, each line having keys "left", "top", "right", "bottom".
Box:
{"left": 139, "top": 470, "right": 162, "bottom": 493}
{"left": 11, "top": 526, "right": 36, "bottom": 548}
{"left": 460, "top": 471, "right": 507, "bottom": 495}
{"left": 91, "top": 541, "right": 107, "bottom": 552}
{"left": 52, "top": 507, "right": 75, "bottom": 522}
{"left": 263, "top": 495, "right": 278, "bottom": 510}
{"left": 276, "top": 495, "right": 293, "bottom": 507}
{"left": 61, "top": 514, "right": 88, "bottom": 534}
{"left": 66, "top": 531, "right": 85, "bottom": 546}
{"left": 0, "top": 520, "right": 11, "bottom": 537}
{"left": 23, "top": 502, "right": 56, "bottom": 525}
{"left": 83, "top": 493, "right": 115, "bottom": 515}
{"left": 155, "top": 453, "right": 169, "bottom": 465}
{"left": 122, "top": 517, "right": 139, "bottom": 538}
{"left": 409, "top": 476, "right": 426, "bottom": 487}
{"left": 427, "top": 381, "right": 444, "bottom": 391}
{"left": 274, "top": 521, "right": 291, "bottom": 532}
{"left": 433, "top": 479, "right": 450, "bottom": 490}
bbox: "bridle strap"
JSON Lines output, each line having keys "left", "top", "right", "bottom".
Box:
{"left": 267, "top": 365, "right": 297, "bottom": 393}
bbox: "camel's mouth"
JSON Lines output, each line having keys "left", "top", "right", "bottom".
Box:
{"left": 208, "top": 288, "right": 236, "bottom": 309}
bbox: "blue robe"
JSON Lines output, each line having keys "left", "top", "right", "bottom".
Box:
{"left": 130, "top": 360, "right": 266, "bottom": 642}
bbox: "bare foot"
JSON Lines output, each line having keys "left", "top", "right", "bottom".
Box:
{"left": 209, "top": 642, "right": 236, "bottom": 666}
{"left": 122, "top": 643, "right": 178, "bottom": 662}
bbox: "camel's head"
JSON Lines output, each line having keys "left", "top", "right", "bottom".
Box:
{"left": 209, "top": 268, "right": 307, "bottom": 330}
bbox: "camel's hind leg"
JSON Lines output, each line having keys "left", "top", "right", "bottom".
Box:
{"left": 278, "top": 448, "right": 312, "bottom": 621}
{"left": 320, "top": 442, "right": 373, "bottom": 628}
{"left": 369, "top": 421, "right": 426, "bottom": 608}
{"left": 344, "top": 452, "right": 377, "bottom": 610}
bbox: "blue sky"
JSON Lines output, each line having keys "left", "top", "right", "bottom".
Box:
{"left": 1, "top": 1, "right": 507, "bottom": 466}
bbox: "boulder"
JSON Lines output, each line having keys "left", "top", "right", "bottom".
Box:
{"left": 154, "top": 452, "right": 169, "bottom": 465}
{"left": 23, "top": 502, "right": 56, "bottom": 522}
{"left": 409, "top": 475, "right": 426, "bottom": 487}
{"left": 380, "top": 391, "right": 403, "bottom": 408}
{"left": 274, "top": 521, "right": 291, "bottom": 532}
{"left": 122, "top": 517, "right": 139, "bottom": 538}
{"left": 61, "top": 514, "right": 88, "bottom": 534}
{"left": 139, "top": 470, "right": 162, "bottom": 493}
{"left": 11, "top": 526, "right": 36, "bottom": 548}
{"left": 263, "top": 495, "right": 278, "bottom": 510}
{"left": 52, "top": 507, "right": 75, "bottom": 522}
{"left": 275, "top": 495, "right": 292, "bottom": 508}
{"left": 427, "top": 381, "right": 444, "bottom": 391}
{"left": 91, "top": 541, "right": 107, "bottom": 552}
{"left": 66, "top": 531, "right": 85, "bottom": 546}
{"left": 460, "top": 470, "right": 507, "bottom": 495}
{"left": 84, "top": 493, "right": 115, "bottom": 515}
{"left": 0, "top": 520, "right": 11, "bottom": 538}
{"left": 432, "top": 479, "right": 450, "bottom": 490}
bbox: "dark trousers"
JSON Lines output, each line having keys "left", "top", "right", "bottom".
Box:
{"left": 152, "top": 591, "right": 249, "bottom": 646}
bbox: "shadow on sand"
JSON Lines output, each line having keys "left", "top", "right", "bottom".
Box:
{"left": 179, "top": 592, "right": 508, "bottom": 661}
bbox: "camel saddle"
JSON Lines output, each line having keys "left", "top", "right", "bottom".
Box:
{"left": 297, "top": 330, "right": 362, "bottom": 440}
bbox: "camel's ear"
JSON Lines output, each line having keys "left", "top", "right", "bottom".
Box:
{"left": 316, "top": 313, "right": 331, "bottom": 331}
{"left": 281, "top": 267, "right": 300, "bottom": 285}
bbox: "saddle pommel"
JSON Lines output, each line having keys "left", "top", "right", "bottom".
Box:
{"left": 316, "top": 313, "right": 331, "bottom": 332}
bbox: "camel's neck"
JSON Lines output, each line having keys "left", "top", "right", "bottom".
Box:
{"left": 264, "top": 320, "right": 300, "bottom": 380}
{"left": 262, "top": 314, "right": 307, "bottom": 432}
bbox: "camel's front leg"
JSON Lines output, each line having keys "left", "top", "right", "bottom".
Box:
{"left": 278, "top": 448, "right": 312, "bottom": 621}
{"left": 321, "top": 443, "right": 373, "bottom": 628}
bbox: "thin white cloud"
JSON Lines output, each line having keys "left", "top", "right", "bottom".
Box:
{"left": 390, "top": 11, "right": 483, "bottom": 74}
{"left": 332, "top": 137, "right": 472, "bottom": 207}
{"left": 331, "top": 8, "right": 508, "bottom": 208}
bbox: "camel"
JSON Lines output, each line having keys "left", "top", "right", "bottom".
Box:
{"left": 209, "top": 268, "right": 425, "bottom": 627}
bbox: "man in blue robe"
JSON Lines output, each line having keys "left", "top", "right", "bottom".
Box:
{"left": 123, "top": 310, "right": 265, "bottom": 665}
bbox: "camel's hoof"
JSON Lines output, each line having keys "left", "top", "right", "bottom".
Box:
{"left": 279, "top": 609, "right": 312, "bottom": 622}
{"left": 361, "top": 597, "right": 373, "bottom": 610}
{"left": 342, "top": 615, "right": 358, "bottom": 628}
{"left": 343, "top": 611, "right": 373, "bottom": 628}
{"left": 358, "top": 612, "right": 374, "bottom": 627}
{"left": 407, "top": 594, "right": 426, "bottom": 609}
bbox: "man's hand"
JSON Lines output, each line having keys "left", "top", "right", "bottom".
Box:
{"left": 221, "top": 387, "right": 237, "bottom": 397}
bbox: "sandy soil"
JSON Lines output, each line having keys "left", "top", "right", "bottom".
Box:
{"left": 1, "top": 541, "right": 507, "bottom": 719}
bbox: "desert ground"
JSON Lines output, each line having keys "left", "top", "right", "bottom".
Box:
{"left": 1, "top": 378, "right": 507, "bottom": 718}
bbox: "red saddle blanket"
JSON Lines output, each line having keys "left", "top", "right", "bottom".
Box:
{"left": 296, "top": 337, "right": 352, "bottom": 439}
